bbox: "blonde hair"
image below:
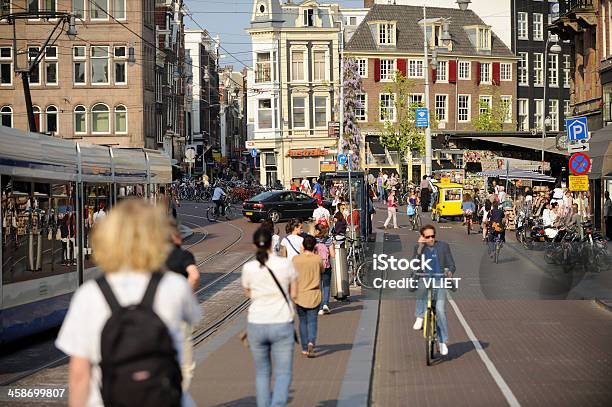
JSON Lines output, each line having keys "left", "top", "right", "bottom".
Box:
{"left": 92, "top": 198, "right": 172, "bottom": 273}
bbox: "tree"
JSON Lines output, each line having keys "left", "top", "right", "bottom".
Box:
{"left": 473, "top": 86, "right": 511, "bottom": 131}
{"left": 340, "top": 58, "right": 363, "bottom": 168}
{"left": 379, "top": 71, "right": 436, "bottom": 174}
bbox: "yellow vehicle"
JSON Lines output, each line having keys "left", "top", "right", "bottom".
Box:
{"left": 430, "top": 181, "right": 463, "bottom": 222}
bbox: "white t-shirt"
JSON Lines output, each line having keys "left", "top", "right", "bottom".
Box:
{"left": 271, "top": 234, "right": 281, "bottom": 256}
{"left": 542, "top": 208, "right": 557, "bottom": 227}
{"left": 92, "top": 210, "right": 106, "bottom": 223}
{"left": 312, "top": 206, "right": 330, "bottom": 222}
{"left": 55, "top": 271, "right": 201, "bottom": 407}
{"left": 280, "top": 234, "right": 303, "bottom": 261}
{"left": 241, "top": 255, "right": 297, "bottom": 324}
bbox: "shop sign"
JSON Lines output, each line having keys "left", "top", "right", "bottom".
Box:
{"left": 287, "top": 149, "right": 329, "bottom": 157}
{"left": 328, "top": 121, "right": 340, "bottom": 137}
{"left": 569, "top": 175, "right": 589, "bottom": 191}
{"left": 320, "top": 161, "right": 336, "bottom": 172}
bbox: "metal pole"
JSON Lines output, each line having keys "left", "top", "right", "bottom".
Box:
{"left": 348, "top": 153, "right": 354, "bottom": 239}
{"left": 338, "top": 27, "right": 345, "bottom": 160}
{"left": 21, "top": 72, "right": 37, "bottom": 132}
{"left": 541, "top": 38, "right": 549, "bottom": 174}
{"left": 423, "top": 5, "right": 432, "bottom": 177}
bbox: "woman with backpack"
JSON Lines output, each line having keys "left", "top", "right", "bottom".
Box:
{"left": 55, "top": 199, "right": 201, "bottom": 407}
{"left": 314, "top": 223, "right": 334, "bottom": 315}
{"left": 242, "top": 227, "right": 298, "bottom": 407}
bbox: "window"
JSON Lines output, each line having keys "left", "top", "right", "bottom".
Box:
{"left": 426, "top": 24, "right": 444, "bottom": 48}
{"left": 408, "top": 94, "right": 423, "bottom": 107}
{"left": 435, "top": 95, "right": 447, "bottom": 122}
{"left": 92, "top": 103, "right": 110, "bottom": 133}
{"left": 1, "top": 0, "right": 10, "bottom": 17}
{"left": 563, "top": 54, "right": 571, "bottom": 88}
{"left": 46, "top": 105, "right": 58, "bottom": 134}
{"left": 533, "top": 13, "right": 543, "bottom": 41}
{"left": 91, "top": 46, "right": 109, "bottom": 84}
{"left": 458, "top": 95, "right": 470, "bottom": 122}
{"left": 480, "top": 62, "right": 491, "bottom": 84}
{"left": 114, "top": 46, "right": 126, "bottom": 84}
{"left": 350, "top": 17, "right": 356, "bottom": 25}
{"left": 114, "top": 105, "right": 127, "bottom": 133}
{"left": 292, "top": 97, "right": 306, "bottom": 128}
{"left": 28, "top": 0, "right": 38, "bottom": 13}
{"left": 355, "top": 94, "right": 366, "bottom": 121}
{"left": 33, "top": 105, "right": 40, "bottom": 131}
{"left": 518, "top": 52, "right": 528, "bottom": 86}
{"left": 479, "top": 95, "right": 492, "bottom": 115}
{"left": 74, "top": 105, "right": 86, "bottom": 134}
{"left": 518, "top": 12, "right": 528, "bottom": 40}
{"left": 380, "top": 59, "right": 395, "bottom": 81}
{"left": 548, "top": 54, "right": 558, "bottom": 86}
{"left": 357, "top": 59, "right": 367, "bottom": 77}
{"left": 458, "top": 61, "right": 470, "bottom": 80}
{"left": 378, "top": 23, "right": 395, "bottom": 45}
{"left": 478, "top": 27, "right": 491, "bottom": 49}
{"left": 500, "top": 63, "right": 512, "bottom": 81}
{"left": 91, "top": 0, "right": 108, "bottom": 20}
{"left": 408, "top": 59, "right": 423, "bottom": 78}
{"left": 534, "top": 53, "right": 543, "bottom": 86}
{"left": 256, "top": 53, "right": 271, "bottom": 83}
{"left": 518, "top": 99, "right": 529, "bottom": 131}
{"left": 303, "top": 9, "right": 314, "bottom": 27}
{"left": 0, "top": 106, "right": 12, "bottom": 127}
{"left": 534, "top": 99, "right": 543, "bottom": 131}
{"left": 258, "top": 99, "right": 272, "bottom": 129}
{"left": 549, "top": 99, "right": 559, "bottom": 131}
{"left": 291, "top": 50, "right": 304, "bottom": 81}
{"left": 72, "top": 0, "right": 84, "bottom": 18}
{"left": 0, "top": 47, "right": 12, "bottom": 85}
{"left": 44, "top": 0, "right": 56, "bottom": 12}
{"left": 314, "top": 96, "right": 327, "bottom": 127}
{"left": 501, "top": 96, "right": 511, "bottom": 123}
{"left": 28, "top": 47, "right": 40, "bottom": 85}
{"left": 564, "top": 100, "right": 571, "bottom": 117}
{"left": 379, "top": 93, "right": 395, "bottom": 121}
{"left": 313, "top": 51, "right": 326, "bottom": 81}
{"left": 73, "top": 46, "right": 86, "bottom": 84}
{"left": 113, "top": 0, "right": 125, "bottom": 20}
{"left": 436, "top": 61, "right": 447, "bottom": 82}
{"left": 45, "top": 46, "right": 57, "bottom": 85}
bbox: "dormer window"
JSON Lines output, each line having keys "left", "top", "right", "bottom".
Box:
{"left": 378, "top": 23, "right": 395, "bottom": 45}
{"left": 478, "top": 27, "right": 491, "bottom": 50}
{"left": 304, "top": 9, "right": 314, "bottom": 27}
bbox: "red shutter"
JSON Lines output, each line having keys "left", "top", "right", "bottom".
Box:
{"left": 492, "top": 62, "right": 500, "bottom": 85}
{"left": 431, "top": 67, "right": 437, "bottom": 83}
{"left": 449, "top": 60, "right": 457, "bottom": 83}
{"left": 475, "top": 61, "right": 481, "bottom": 85}
{"left": 374, "top": 59, "right": 381, "bottom": 82}
{"left": 397, "top": 59, "right": 407, "bottom": 77}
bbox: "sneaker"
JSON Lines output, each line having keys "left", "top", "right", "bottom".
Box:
{"left": 440, "top": 342, "right": 448, "bottom": 356}
{"left": 323, "top": 305, "right": 330, "bottom": 314}
{"left": 318, "top": 309, "right": 325, "bottom": 316}
{"left": 307, "top": 343, "right": 315, "bottom": 358}
{"left": 413, "top": 317, "right": 423, "bottom": 330}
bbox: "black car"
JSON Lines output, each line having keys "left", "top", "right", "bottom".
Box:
{"left": 242, "top": 190, "right": 330, "bottom": 222}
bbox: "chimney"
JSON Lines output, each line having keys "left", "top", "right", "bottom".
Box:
{"left": 364, "top": 0, "right": 375, "bottom": 7}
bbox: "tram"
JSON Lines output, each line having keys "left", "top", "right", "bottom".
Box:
{"left": 0, "top": 126, "right": 172, "bottom": 343}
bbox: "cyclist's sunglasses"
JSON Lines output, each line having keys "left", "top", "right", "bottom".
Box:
{"left": 423, "top": 234, "right": 435, "bottom": 239}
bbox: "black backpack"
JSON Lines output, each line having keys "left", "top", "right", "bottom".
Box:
{"left": 96, "top": 273, "right": 182, "bottom": 407}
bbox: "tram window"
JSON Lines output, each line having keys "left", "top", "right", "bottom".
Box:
{"left": 83, "top": 183, "right": 110, "bottom": 272}
{"left": 117, "top": 184, "right": 144, "bottom": 199}
{"left": 1, "top": 178, "right": 77, "bottom": 285}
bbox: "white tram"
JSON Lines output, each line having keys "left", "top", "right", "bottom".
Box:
{"left": 0, "top": 126, "right": 171, "bottom": 343}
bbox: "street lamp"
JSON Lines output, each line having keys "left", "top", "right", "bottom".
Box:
{"left": 541, "top": 35, "right": 561, "bottom": 173}
{"left": 456, "top": 0, "right": 472, "bottom": 11}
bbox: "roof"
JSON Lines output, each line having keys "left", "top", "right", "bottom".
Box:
{"left": 250, "top": 0, "right": 338, "bottom": 30}
{"left": 346, "top": 4, "right": 513, "bottom": 58}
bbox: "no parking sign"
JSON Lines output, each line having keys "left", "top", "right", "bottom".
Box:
{"left": 568, "top": 152, "right": 591, "bottom": 176}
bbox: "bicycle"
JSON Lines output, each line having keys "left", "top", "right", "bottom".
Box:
{"left": 345, "top": 235, "right": 365, "bottom": 286}
{"left": 407, "top": 205, "right": 422, "bottom": 231}
{"left": 464, "top": 212, "right": 473, "bottom": 235}
{"left": 206, "top": 199, "right": 234, "bottom": 222}
{"left": 414, "top": 272, "right": 446, "bottom": 366}
{"left": 488, "top": 231, "right": 504, "bottom": 264}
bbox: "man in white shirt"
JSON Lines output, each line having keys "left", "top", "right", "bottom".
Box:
{"left": 312, "top": 199, "right": 330, "bottom": 224}
{"left": 212, "top": 185, "right": 226, "bottom": 216}
{"left": 542, "top": 202, "right": 558, "bottom": 228}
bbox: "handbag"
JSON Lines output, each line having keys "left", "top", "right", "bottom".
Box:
{"left": 240, "top": 265, "right": 299, "bottom": 347}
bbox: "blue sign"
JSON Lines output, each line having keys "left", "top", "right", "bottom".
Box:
{"left": 415, "top": 107, "right": 429, "bottom": 128}
{"left": 337, "top": 154, "right": 348, "bottom": 165}
{"left": 250, "top": 148, "right": 257, "bottom": 158}
{"left": 566, "top": 117, "right": 589, "bottom": 142}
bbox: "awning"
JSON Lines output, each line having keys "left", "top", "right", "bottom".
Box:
{"left": 477, "top": 168, "right": 556, "bottom": 182}
{"left": 458, "top": 136, "right": 569, "bottom": 156}
{"left": 588, "top": 124, "right": 612, "bottom": 180}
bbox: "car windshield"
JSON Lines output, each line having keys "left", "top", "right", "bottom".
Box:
{"left": 250, "top": 191, "right": 278, "bottom": 201}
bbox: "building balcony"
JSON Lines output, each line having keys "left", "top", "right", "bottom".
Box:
{"left": 551, "top": 0, "right": 597, "bottom": 36}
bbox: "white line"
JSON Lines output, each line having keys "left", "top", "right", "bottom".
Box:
{"left": 448, "top": 295, "right": 522, "bottom": 407}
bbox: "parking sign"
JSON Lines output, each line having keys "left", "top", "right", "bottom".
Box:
{"left": 566, "top": 117, "right": 589, "bottom": 142}
{"left": 415, "top": 108, "right": 429, "bottom": 128}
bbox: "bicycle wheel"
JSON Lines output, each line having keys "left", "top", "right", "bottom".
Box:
{"left": 225, "top": 206, "right": 234, "bottom": 220}
{"left": 356, "top": 259, "right": 374, "bottom": 288}
{"left": 206, "top": 206, "right": 218, "bottom": 222}
{"left": 467, "top": 220, "right": 471, "bottom": 235}
{"left": 494, "top": 241, "right": 500, "bottom": 264}
{"left": 415, "top": 214, "right": 422, "bottom": 228}
{"left": 425, "top": 310, "right": 436, "bottom": 366}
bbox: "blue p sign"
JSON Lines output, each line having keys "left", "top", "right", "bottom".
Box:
{"left": 566, "top": 117, "right": 589, "bottom": 142}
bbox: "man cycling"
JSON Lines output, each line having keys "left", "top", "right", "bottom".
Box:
{"left": 412, "top": 225, "right": 456, "bottom": 356}
{"left": 487, "top": 201, "right": 505, "bottom": 256}
{"left": 211, "top": 184, "right": 227, "bottom": 216}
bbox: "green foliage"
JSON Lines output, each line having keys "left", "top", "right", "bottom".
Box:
{"left": 473, "top": 86, "right": 510, "bottom": 132}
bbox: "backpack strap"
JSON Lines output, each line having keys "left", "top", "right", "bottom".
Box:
{"left": 96, "top": 276, "right": 121, "bottom": 313}
{"left": 140, "top": 272, "right": 163, "bottom": 308}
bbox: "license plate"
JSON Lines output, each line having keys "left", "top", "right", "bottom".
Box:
{"left": 245, "top": 211, "right": 253, "bottom": 216}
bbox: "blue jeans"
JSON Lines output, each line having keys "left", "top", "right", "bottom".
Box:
{"left": 296, "top": 305, "right": 318, "bottom": 352}
{"left": 247, "top": 322, "right": 294, "bottom": 407}
{"left": 377, "top": 185, "right": 384, "bottom": 201}
{"left": 320, "top": 268, "right": 331, "bottom": 308}
{"left": 415, "top": 282, "right": 449, "bottom": 344}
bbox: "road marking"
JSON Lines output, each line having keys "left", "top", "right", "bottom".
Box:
{"left": 448, "top": 295, "right": 522, "bottom": 407}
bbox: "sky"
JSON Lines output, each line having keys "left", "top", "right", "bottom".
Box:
{"left": 186, "top": 0, "right": 366, "bottom": 70}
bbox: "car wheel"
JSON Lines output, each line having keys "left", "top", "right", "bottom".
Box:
{"left": 269, "top": 210, "right": 281, "bottom": 223}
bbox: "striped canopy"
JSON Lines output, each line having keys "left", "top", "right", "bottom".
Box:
{"left": 476, "top": 168, "right": 556, "bottom": 182}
